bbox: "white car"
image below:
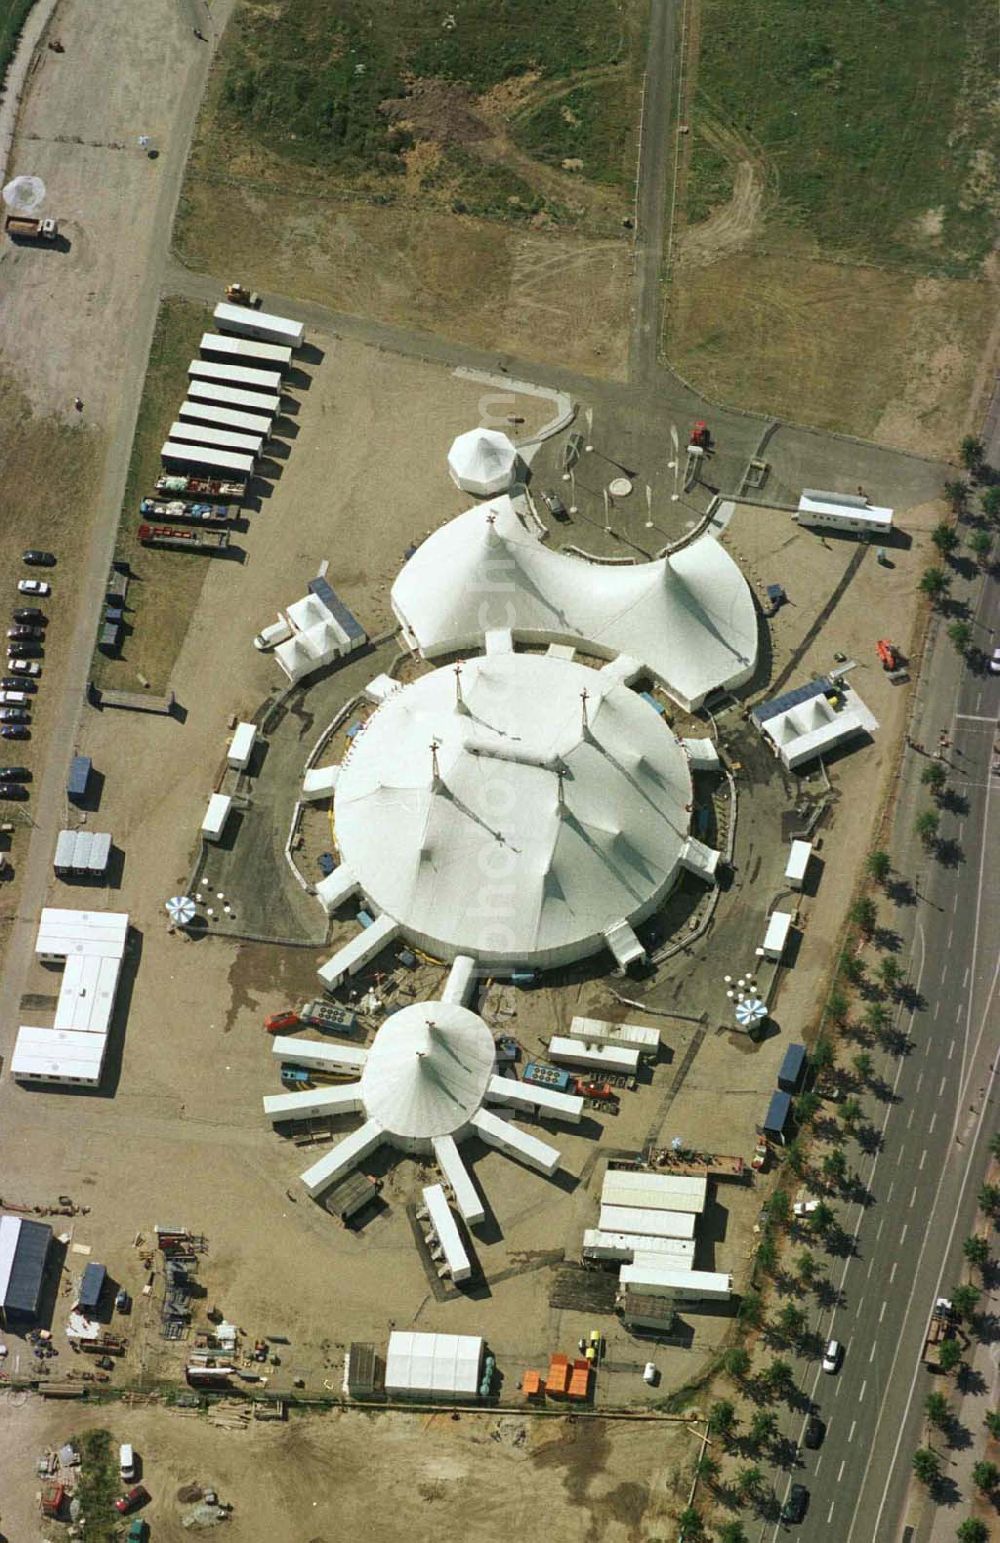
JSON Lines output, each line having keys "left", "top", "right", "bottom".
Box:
{"left": 990, "top": 647, "right": 1000, "bottom": 675}
{"left": 793, "top": 1199, "right": 820, "bottom": 1218}
{"left": 17, "top": 578, "right": 50, "bottom": 596}
{"left": 7, "top": 660, "right": 41, "bottom": 676}
{"left": 822, "top": 1338, "right": 842, "bottom": 1373}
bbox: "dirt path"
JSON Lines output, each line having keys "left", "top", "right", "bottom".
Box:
{"left": 674, "top": 158, "right": 764, "bottom": 268}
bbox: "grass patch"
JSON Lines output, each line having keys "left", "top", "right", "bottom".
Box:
{"left": 0, "top": 0, "right": 34, "bottom": 79}
{"left": 512, "top": 75, "right": 638, "bottom": 186}
{"left": 443, "top": 146, "right": 568, "bottom": 222}
{"left": 687, "top": 0, "right": 998, "bottom": 273}
{"left": 73, "top": 1428, "right": 120, "bottom": 1542}
{"left": 92, "top": 297, "right": 213, "bottom": 694}
{"left": 217, "top": 0, "right": 630, "bottom": 176}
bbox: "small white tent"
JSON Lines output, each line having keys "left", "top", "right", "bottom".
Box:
{"left": 447, "top": 428, "right": 518, "bottom": 496}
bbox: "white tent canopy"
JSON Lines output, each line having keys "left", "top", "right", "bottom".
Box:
{"left": 359, "top": 1002, "right": 495, "bottom": 1149}
{"left": 391, "top": 497, "right": 757, "bottom": 711}
{"left": 3, "top": 174, "right": 45, "bottom": 213}
{"left": 447, "top": 429, "right": 518, "bottom": 496}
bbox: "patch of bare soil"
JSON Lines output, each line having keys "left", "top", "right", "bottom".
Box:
{"left": 675, "top": 159, "right": 764, "bottom": 267}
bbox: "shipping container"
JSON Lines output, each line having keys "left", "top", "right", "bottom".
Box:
{"left": 177, "top": 399, "right": 273, "bottom": 438}
{"left": 161, "top": 442, "right": 255, "bottom": 480}
{"left": 618, "top": 1264, "right": 732, "bottom": 1302}
{"left": 548, "top": 1036, "right": 640, "bottom": 1075}
{"left": 167, "top": 420, "right": 263, "bottom": 457}
{"left": 214, "top": 301, "right": 304, "bottom": 349}
{"left": 200, "top": 331, "right": 292, "bottom": 372}
{"left": 188, "top": 358, "right": 284, "bottom": 396}
{"left": 186, "top": 378, "right": 281, "bottom": 418}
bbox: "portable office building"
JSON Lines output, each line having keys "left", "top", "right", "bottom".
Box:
{"left": 421, "top": 1183, "right": 472, "bottom": 1283}
{"left": 161, "top": 442, "right": 255, "bottom": 480}
{"left": 10, "top": 1026, "right": 107, "bottom": 1085}
{"left": 796, "top": 489, "right": 894, "bottom": 535}
{"left": 569, "top": 1015, "right": 660, "bottom": 1058}
{"left": 784, "top": 840, "right": 812, "bottom": 890}
{"left": 598, "top": 1205, "right": 697, "bottom": 1240}
{"left": 582, "top": 1229, "right": 696, "bottom": 1266}
{"left": 200, "top": 331, "right": 292, "bottom": 372}
{"left": 185, "top": 378, "right": 281, "bottom": 418}
{"left": 201, "top": 793, "right": 233, "bottom": 842}
{"left": 227, "top": 721, "right": 257, "bottom": 771}
{"left": 432, "top": 1133, "right": 486, "bottom": 1226}
{"left": 188, "top": 358, "right": 284, "bottom": 396}
{"left": 167, "top": 421, "right": 263, "bottom": 458}
{"left": 178, "top": 399, "right": 273, "bottom": 439}
{"left": 619, "top": 1264, "right": 732, "bottom": 1302}
{"left": 67, "top": 755, "right": 91, "bottom": 801}
{"left": 77, "top": 1261, "right": 106, "bottom": 1311}
{"left": 601, "top": 1169, "right": 708, "bottom": 1213}
{"left": 213, "top": 301, "right": 304, "bottom": 349}
{"left": 269, "top": 1036, "right": 367, "bottom": 1076}
{"left": 547, "top": 1035, "right": 640, "bottom": 1075}
{"left": 762, "top": 910, "right": 793, "bottom": 962}
{"left": 0, "top": 1215, "right": 52, "bottom": 1319}
{"left": 761, "top": 1089, "right": 793, "bottom": 1144}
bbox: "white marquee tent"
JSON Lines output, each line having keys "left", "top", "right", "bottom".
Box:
{"left": 447, "top": 429, "right": 518, "bottom": 496}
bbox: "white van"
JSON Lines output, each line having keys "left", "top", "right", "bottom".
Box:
{"left": 119, "top": 1442, "right": 135, "bottom": 1480}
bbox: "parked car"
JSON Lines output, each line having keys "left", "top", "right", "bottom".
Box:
{"left": 126, "top": 1521, "right": 148, "bottom": 1543}
{"left": 1, "top": 726, "right": 30, "bottom": 740}
{"left": 119, "top": 1442, "right": 136, "bottom": 1480}
{"left": 115, "top": 1287, "right": 132, "bottom": 1314}
{"left": 990, "top": 647, "right": 1000, "bottom": 675}
{"left": 114, "top": 1484, "right": 150, "bottom": 1515}
{"left": 22, "top": 549, "right": 56, "bottom": 566}
{"left": 822, "top": 1338, "right": 842, "bottom": 1374}
{"left": 793, "top": 1200, "right": 819, "bottom": 1218}
{"left": 1, "top": 677, "right": 35, "bottom": 692}
{"left": 12, "top": 608, "right": 46, "bottom": 624}
{"left": 18, "top": 577, "right": 50, "bottom": 595}
{"left": 7, "top": 642, "right": 43, "bottom": 658}
{"left": 539, "top": 488, "right": 570, "bottom": 521}
{"left": 781, "top": 1483, "right": 809, "bottom": 1523}
{"left": 7, "top": 660, "right": 40, "bottom": 676}
{"left": 803, "top": 1415, "right": 825, "bottom": 1449}
{"left": 264, "top": 1010, "right": 300, "bottom": 1035}
{"left": 0, "top": 766, "right": 30, "bottom": 780}
{"left": 7, "top": 625, "right": 43, "bottom": 641}
{"left": 0, "top": 707, "right": 30, "bottom": 722}
{"left": 0, "top": 782, "right": 28, "bottom": 799}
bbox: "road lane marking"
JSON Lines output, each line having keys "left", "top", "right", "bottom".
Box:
{"left": 887, "top": 1181, "right": 895, "bottom": 1201}
{"left": 848, "top": 1420, "right": 856, "bottom": 1442}
{"left": 955, "top": 713, "right": 995, "bottom": 722}
{"left": 869, "top": 1341, "right": 877, "bottom": 1363}
{"left": 867, "top": 1258, "right": 874, "bottom": 1277}
{"left": 952, "top": 894, "right": 959, "bottom": 914}
{"left": 855, "top": 1300, "right": 864, "bottom": 1321}
{"left": 858, "top": 1380, "right": 867, "bottom": 1403}
{"left": 876, "top": 1218, "right": 884, "bottom": 1239}
{"left": 837, "top": 1461, "right": 846, "bottom": 1483}
{"left": 919, "top": 1149, "right": 927, "bottom": 1170}
{"left": 916, "top": 1072, "right": 923, "bottom": 1093}
{"left": 889, "top": 1263, "right": 898, "bottom": 1283}
{"left": 828, "top": 1501, "right": 837, "bottom": 1523}
{"left": 942, "top": 961, "right": 949, "bottom": 982}
{"left": 949, "top": 1038, "right": 955, "bottom": 1059}
{"left": 879, "top": 1301, "right": 887, "bottom": 1323}
{"left": 956, "top": 1002, "right": 964, "bottom": 1022}
{"left": 933, "top": 1002, "right": 940, "bottom": 1020}
{"left": 901, "top": 1222, "right": 909, "bottom": 1242}
{"left": 939, "top": 1076, "right": 947, "bottom": 1097}
{"left": 963, "top": 966, "right": 970, "bottom": 988}
{"left": 929, "top": 1112, "right": 937, "bottom": 1134}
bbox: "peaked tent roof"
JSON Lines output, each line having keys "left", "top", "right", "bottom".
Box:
{"left": 391, "top": 496, "right": 758, "bottom": 711}
{"left": 360, "top": 1002, "right": 496, "bottom": 1140}
{"left": 447, "top": 429, "right": 518, "bottom": 497}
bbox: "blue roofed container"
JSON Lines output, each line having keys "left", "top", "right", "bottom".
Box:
{"left": 761, "top": 1089, "right": 792, "bottom": 1144}
{"left": 77, "top": 1260, "right": 106, "bottom": 1311}
{"left": 777, "top": 1042, "right": 807, "bottom": 1094}
{"left": 67, "top": 756, "right": 91, "bottom": 801}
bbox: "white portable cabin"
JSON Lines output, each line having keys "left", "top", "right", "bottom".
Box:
{"left": 796, "top": 489, "right": 894, "bottom": 535}
{"left": 421, "top": 1183, "right": 472, "bottom": 1283}
{"left": 486, "top": 1073, "right": 583, "bottom": 1124}
{"left": 168, "top": 420, "right": 263, "bottom": 458}
{"left": 263, "top": 1083, "right": 364, "bottom": 1123}
{"left": 582, "top": 1229, "right": 696, "bottom": 1265}
{"left": 188, "top": 358, "right": 284, "bottom": 397}
{"left": 547, "top": 1035, "right": 640, "bottom": 1075}
{"left": 432, "top": 1133, "right": 485, "bottom": 1225}
{"left": 784, "top": 840, "right": 812, "bottom": 890}
{"left": 470, "top": 1106, "right": 560, "bottom": 1176}
{"left": 599, "top": 1204, "right": 698, "bottom": 1240}
{"left": 269, "top": 1036, "right": 367, "bottom": 1076}
{"left": 185, "top": 379, "right": 281, "bottom": 418}
{"left": 619, "top": 1264, "right": 732, "bottom": 1302}
{"left": 601, "top": 1169, "right": 708, "bottom": 1213}
{"left": 178, "top": 399, "right": 273, "bottom": 439}
{"left": 227, "top": 721, "right": 257, "bottom": 771}
{"left": 762, "top": 909, "right": 793, "bottom": 961}
{"left": 10, "top": 1025, "right": 107, "bottom": 1086}
{"left": 201, "top": 793, "right": 233, "bottom": 843}
{"left": 569, "top": 1015, "right": 660, "bottom": 1059}
{"left": 200, "top": 331, "right": 292, "bottom": 372}
{"left": 161, "top": 442, "right": 255, "bottom": 480}
{"left": 213, "top": 301, "right": 304, "bottom": 349}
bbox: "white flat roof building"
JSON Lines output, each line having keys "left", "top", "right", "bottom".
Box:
{"left": 202, "top": 793, "right": 233, "bottom": 842}
{"left": 601, "top": 1169, "right": 707, "bottom": 1213}
{"left": 785, "top": 840, "right": 812, "bottom": 889}
{"left": 11, "top": 1026, "right": 108, "bottom": 1086}
{"left": 36, "top": 908, "right": 128, "bottom": 961}
{"left": 384, "top": 1331, "right": 483, "bottom": 1399}
{"left": 598, "top": 1204, "right": 698, "bottom": 1240}
{"left": 227, "top": 721, "right": 257, "bottom": 771}
{"left": 11, "top": 909, "right": 130, "bottom": 1089}
{"left": 762, "top": 910, "right": 793, "bottom": 962}
{"left": 548, "top": 1036, "right": 641, "bottom": 1075}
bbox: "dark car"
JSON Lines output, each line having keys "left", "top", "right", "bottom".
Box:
{"left": 803, "top": 1415, "right": 825, "bottom": 1450}
{"left": 7, "top": 642, "right": 43, "bottom": 658}
{"left": 781, "top": 1484, "right": 809, "bottom": 1524}
{"left": 540, "top": 488, "right": 570, "bottom": 521}
{"left": 114, "top": 1484, "right": 150, "bottom": 1516}
{"left": 1, "top": 726, "right": 30, "bottom": 740}
{"left": 0, "top": 707, "right": 30, "bottom": 722}
{"left": 0, "top": 766, "right": 30, "bottom": 780}
{"left": 1, "top": 678, "right": 35, "bottom": 692}
{"left": 7, "top": 625, "right": 43, "bottom": 641}
{"left": 0, "top": 782, "right": 28, "bottom": 799}
{"left": 13, "top": 608, "right": 46, "bottom": 624}
{"left": 23, "top": 549, "right": 56, "bottom": 566}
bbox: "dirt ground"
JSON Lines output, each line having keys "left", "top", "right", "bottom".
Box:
{"left": 0, "top": 1394, "right": 693, "bottom": 1543}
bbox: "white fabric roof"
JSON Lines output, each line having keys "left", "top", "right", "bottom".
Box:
{"left": 334, "top": 652, "right": 693, "bottom": 969}
{"left": 385, "top": 1331, "right": 483, "bottom": 1397}
{"left": 391, "top": 497, "right": 758, "bottom": 711}
{"left": 359, "top": 1002, "right": 495, "bottom": 1142}
{"left": 447, "top": 428, "right": 517, "bottom": 496}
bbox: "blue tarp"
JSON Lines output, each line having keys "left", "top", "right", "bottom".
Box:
{"left": 777, "top": 1043, "right": 807, "bottom": 1093}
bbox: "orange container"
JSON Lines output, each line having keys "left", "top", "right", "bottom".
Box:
{"left": 547, "top": 1353, "right": 570, "bottom": 1396}
{"left": 568, "top": 1359, "right": 590, "bottom": 1400}
{"left": 522, "top": 1370, "right": 543, "bottom": 1397}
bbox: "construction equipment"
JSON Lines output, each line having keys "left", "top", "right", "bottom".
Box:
{"left": 689, "top": 420, "right": 711, "bottom": 450}
{"left": 876, "top": 639, "right": 899, "bottom": 671}
{"left": 225, "top": 283, "right": 261, "bottom": 308}
{"left": 684, "top": 422, "right": 709, "bottom": 492}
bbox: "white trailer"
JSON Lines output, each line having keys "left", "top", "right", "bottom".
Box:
{"left": 168, "top": 420, "right": 263, "bottom": 458}
{"left": 11, "top": 1025, "right": 107, "bottom": 1086}
{"left": 618, "top": 1264, "right": 732, "bottom": 1302}
{"left": 601, "top": 1169, "right": 708, "bottom": 1213}
{"left": 214, "top": 301, "right": 304, "bottom": 349}
{"left": 784, "top": 840, "right": 812, "bottom": 890}
{"left": 598, "top": 1204, "right": 697, "bottom": 1240}
{"left": 200, "top": 331, "right": 292, "bottom": 372}
{"left": 487, "top": 1072, "right": 583, "bottom": 1124}
{"left": 569, "top": 1015, "right": 660, "bottom": 1059}
{"left": 201, "top": 793, "right": 233, "bottom": 843}
{"left": 547, "top": 1035, "right": 640, "bottom": 1075}
{"left": 178, "top": 399, "right": 273, "bottom": 438}
{"left": 432, "top": 1133, "right": 486, "bottom": 1226}
{"left": 185, "top": 378, "right": 281, "bottom": 418}
{"left": 188, "top": 358, "right": 284, "bottom": 396}
{"left": 582, "top": 1229, "right": 696, "bottom": 1266}
{"left": 269, "top": 1036, "right": 367, "bottom": 1076}
{"left": 796, "top": 489, "right": 894, "bottom": 536}
{"left": 227, "top": 720, "right": 258, "bottom": 771}
{"left": 421, "top": 1183, "right": 472, "bottom": 1283}
{"left": 161, "top": 442, "right": 255, "bottom": 480}
{"left": 762, "top": 909, "right": 793, "bottom": 962}
{"left": 263, "top": 1083, "right": 364, "bottom": 1123}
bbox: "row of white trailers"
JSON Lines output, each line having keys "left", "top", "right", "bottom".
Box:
{"left": 584, "top": 1167, "right": 732, "bottom": 1303}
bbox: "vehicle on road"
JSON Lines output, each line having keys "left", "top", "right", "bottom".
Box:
{"left": 13, "top": 608, "right": 46, "bottom": 624}
{"left": 7, "top": 660, "right": 40, "bottom": 675}
{"left": 0, "top": 766, "right": 31, "bottom": 779}
{"left": 5, "top": 214, "right": 58, "bottom": 241}
{"left": 781, "top": 1483, "right": 809, "bottom": 1523}
{"left": 114, "top": 1484, "right": 149, "bottom": 1515}
{"left": 921, "top": 1297, "right": 957, "bottom": 1371}
{"left": 990, "top": 647, "right": 1000, "bottom": 675}
{"left": 539, "top": 488, "right": 570, "bottom": 521}
{"left": 22, "top": 549, "right": 56, "bottom": 566}
{"left": 803, "top": 1415, "right": 825, "bottom": 1449}
{"left": 17, "top": 578, "right": 50, "bottom": 595}
{"left": 1, "top": 726, "right": 30, "bottom": 739}
{"left": 822, "top": 1338, "right": 842, "bottom": 1373}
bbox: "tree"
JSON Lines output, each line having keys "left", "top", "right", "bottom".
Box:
{"left": 811, "top": 1200, "right": 835, "bottom": 1234}
{"left": 716, "top": 1523, "right": 748, "bottom": 1543}
{"left": 978, "top": 1182, "right": 1000, "bottom": 1216}
{"left": 827, "top": 986, "right": 850, "bottom": 1025}
{"left": 921, "top": 761, "right": 947, "bottom": 795}
{"left": 968, "top": 528, "right": 992, "bottom": 567}
{"left": 840, "top": 1095, "right": 863, "bottom": 1128}
{"left": 971, "top": 1460, "right": 998, "bottom": 1494}
{"left": 956, "top": 1520, "right": 989, "bottom": 1543}
{"left": 785, "top": 1137, "right": 808, "bottom": 1177}
{"left": 795, "top": 1090, "right": 821, "bottom": 1128}
{"left": 734, "top": 1464, "right": 763, "bottom": 1501}
{"left": 695, "top": 1452, "right": 721, "bottom": 1487}
{"left": 962, "top": 1235, "right": 989, "bottom": 1273}
{"left": 989, "top": 1132, "right": 1000, "bottom": 1159}
{"left": 985, "top": 1409, "right": 1000, "bottom": 1439}
{"left": 848, "top": 897, "right": 877, "bottom": 936}
{"left": 738, "top": 1289, "right": 763, "bottom": 1328}
{"left": 937, "top": 1337, "right": 962, "bottom": 1375}
{"left": 756, "top": 1233, "right": 777, "bottom": 1276}
{"left": 708, "top": 1399, "right": 737, "bottom": 1441}
{"left": 952, "top": 1283, "right": 980, "bottom": 1322}
{"left": 765, "top": 1190, "right": 792, "bottom": 1229}
{"left": 931, "top": 520, "right": 959, "bottom": 558}
{"left": 960, "top": 434, "right": 984, "bottom": 471}
{"left": 878, "top": 956, "right": 903, "bottom": 994}
{"left": 853, "top": 1051, "right": 874, "bottom": 1082}
{"left": 840, "top": 954, "right": 866, "bottom": 987}
{"left": 678, "top": 1505, "right": 704, "bottom": 1541}
{"left": 863, "top": 1001, "right": 890, "bottom": 1037}
{"left": 776, "top": 1302, "right": 806, "bottom": 1342}
{"left": 811, "top": 1039, "right": 835, "bottom": 1077}
{"left": 925, "top": 1390, "right": 950, "bottom": 1428}
{"left": 822, "top": 1148, "right": 848, "bottom": 1186}
{"left": 750, "top": 1409, "right": 778, "bottom": 1447}
{"left": 912, "top": 1447, "right": 940, "bottom": 1486}
{"left": 982, "top": 486, "right": 1000, "bottom": 520}
{"left": 765, "top": 1358, "right": 793, "bottom": 1395}
{"left": 866, "top": 849, "right": 891, "bottom": 885}
{"left": 723, "top": 1345, "right": 751, "bottom": 1381}
{"left": 915, "top": 810, "right": 940, "bottom": 848}
{"left": 918, "top": 566, "right": 949, "bottom": 606}
{"left": 943, "top": 479, "right": 967, "bottom": 513}
{"left": 796, "top": 1249, "right": 819, "bottom": 1284}
{"left": 948, "top": 620, "right": 972, "bottom": 655}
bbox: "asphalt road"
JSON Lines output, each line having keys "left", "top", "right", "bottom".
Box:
{"left": 752, "top": 563, "right": 1000, "bottom": 1540}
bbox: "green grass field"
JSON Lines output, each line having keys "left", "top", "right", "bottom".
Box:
{"left": 0, "top": 0, "right": 34, "bottom": 79}
{"left": 687, "top": 0, "right": 997, "bottom": 273}
{"left": 512, "top": 76, "right": 638, "bottom": 186}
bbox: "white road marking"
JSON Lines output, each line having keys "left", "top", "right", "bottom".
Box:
{"left": 939, "top": 1076, "right": 947, "bottom": 1097}
{"left": 942, "top": 960, "right": 949, "bottom": 981}
{"left": 858, "top": 1380, "right": 867, "bottom": 1403}
{"left": 887, "top": 1181, "right": 895, "bottom": 1201}
{"left": 948, "top": 1038, "right": 955, "bottom": 1060}
{"left": 889, "top": 1263, "right": 898, "bottom": 1284}
{"left": 901, "top": 1222, "right": 909, "bottom": 1242}
{"left": 848, "top": 1420, "right": 856, "bottom": 1442}
{"left": 879, "top": 1300, "right": 887, "bottom": 1323}
{"left": 869, "top": 1340, "right": 877, "bottom": 1363}
{"left": 919, "top": 1149, "right": 927, "bottom": 1171}
{"left": 837, "top": 1461, "right": 846, "bottom": 1483}
{"left": 876, "top": 1218, "right": 884, "bottom": 1239}
{"left": 963, "top": 966, "right": 970, "bottom": 988}
{"left": 928, "top": 1112, "right": 937, "bottom": 1134}
{"left": 956, "top": 1002, "right": 964, "bottom": 1022}
{"left": 952, "top": 894, "right": 959, "bottom": 914}
{"left": 933, "top": 1001, "right": 940, "bottom": 1021}
{"left": 867, "top": 1257, "right": 874, "bottom": 1278}
{"left": 955, "top": 712, "right": 994, "bottom": 722}
{"left": 915, "top": 1072, "right": 923, "bottom": 1093}
{"left": 828, "top": 1501, "right": 837, "bottom": 1523}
